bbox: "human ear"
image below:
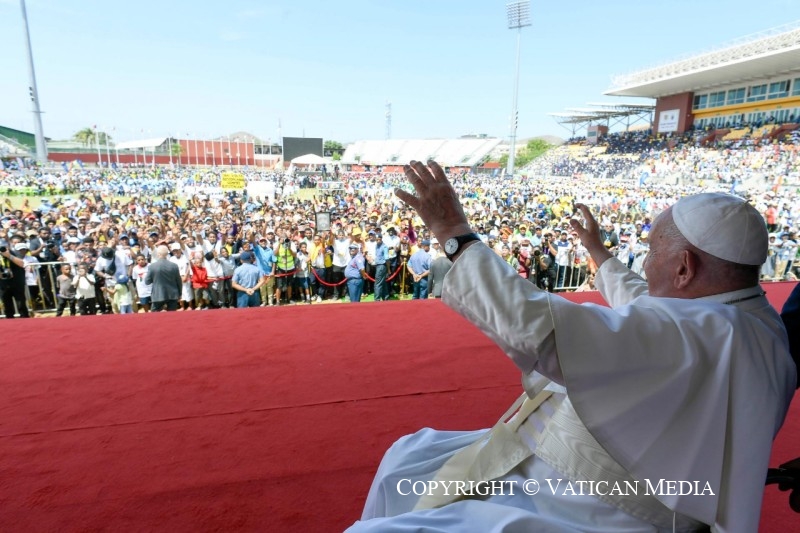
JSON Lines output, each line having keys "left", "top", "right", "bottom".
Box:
{"left": 674, "top": 249, "right": 697, "bottom": 290}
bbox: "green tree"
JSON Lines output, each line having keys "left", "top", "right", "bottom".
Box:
{"left": 497, "top": 139, "right": 552, "bottom": 170}
{"left": 72, "top": 127, "right": 95, "bottom": 147}
{"left": 170, "top": 142, "right": 183, "bottom": 157}
{"left": 72, "top": 127, "right": 113, "bottom": 146}
{"left": 96, "top": 131, "right": 112, "bottom": 145}
{"left": 324, "top": 139, "right": 345, "bottom": 160}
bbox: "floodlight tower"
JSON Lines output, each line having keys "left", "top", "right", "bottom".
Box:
{"left": 20, "top": 0, "right": 47, "bottom": 164}
{"left": 385, "top": 101, "right": 392, "bottom": 140}
{"left": 506, "top": 0, "right": 530, "bottom": 177}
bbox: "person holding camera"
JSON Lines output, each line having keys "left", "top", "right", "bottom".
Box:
{"left": 0, "top": 238, "right": 31, "bottom": 318}
{"left": 535, "top": 239, "right": 557, "bottom": 293}
{"left": 31, "top": 228, "right": 59, "bottom": 308}
{"left": 273, "top": 234, "right": 297, "bottom": 305}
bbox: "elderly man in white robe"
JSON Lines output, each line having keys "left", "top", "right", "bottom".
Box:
{"left": 347, "top": 160, "right": 796, "bottom": 533}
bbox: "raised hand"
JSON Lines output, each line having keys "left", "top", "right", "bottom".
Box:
{"left": 570, "top": 203, "right": 612, "bottom": 267}
{"left": 395, "top": 160, "right": 472, "bottom": 244}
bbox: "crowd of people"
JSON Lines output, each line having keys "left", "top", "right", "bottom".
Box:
{"left": 0, "top": 131, "right": 798, "bottom": 318}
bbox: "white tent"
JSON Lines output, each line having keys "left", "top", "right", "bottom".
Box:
{"left": 291, "top": 153, "right": 327, "bottom": 165}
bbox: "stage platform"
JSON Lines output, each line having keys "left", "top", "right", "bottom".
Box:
{"left": 0, "top": 283, "right": 797, "bottom": 532}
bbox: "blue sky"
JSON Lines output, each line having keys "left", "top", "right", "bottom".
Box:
{"left": 1, "top": 0, "right": 798, "bottom": 144}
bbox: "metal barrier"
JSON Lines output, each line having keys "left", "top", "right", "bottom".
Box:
{"left": 552, "top": 249, "right": 650, "bottom": 293}
{"left": 0, "top": 260, "right": 112, "bottom": 318}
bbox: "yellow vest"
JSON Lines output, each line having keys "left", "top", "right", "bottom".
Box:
{"left": 275, "top": 244, "right": 295, "bottom": 270}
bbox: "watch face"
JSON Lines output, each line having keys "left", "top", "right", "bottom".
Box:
{"left": 445, "top": 238, "right": 459, "bottom": 255}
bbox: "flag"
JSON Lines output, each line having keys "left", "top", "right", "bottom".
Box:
{"left": 61, "top": 162, "right": 69, "bottom": 173}
{"left": 77, "top": 159, "right": 84, "bottom": 170}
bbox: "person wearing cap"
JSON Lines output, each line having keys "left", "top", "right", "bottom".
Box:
{"left": 144, "top": 245, "right": 182, "bottom": 312}
{"left": 0, "top": 238, "right": 31, "bottom": 318}
{"left": 232, "top": 252, "right": 264, "bottom": 308}
{"left": 348, "top": 162, "right": 795, "bottom": 532}
{"left": 363, "top": 230, "right": 378, "bottom": 296}
{"left": 18, "top": 242, "right": 43, "bottom": 312}
{"left": 407, "top": 239, "right": 431, "bottom": 300}
{"left": 107, "top": 274, "right": 134, "bottom": 314}
{"left": 344, "top": 243, "right": 367, "bottom": 302}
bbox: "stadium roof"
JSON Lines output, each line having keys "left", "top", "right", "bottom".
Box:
{"left": 549, "top": 102, "right": 654, "bottom": 128}
{"left": 341, "top": 138, "right": 501, "bottom": 167}
{"left": 115, "top": 137, "right": 169, "bottom": 150}
{"left": 606, "top": 21, "right": 800, "bottom": 98}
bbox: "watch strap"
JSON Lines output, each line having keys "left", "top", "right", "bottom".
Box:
{"left": 446, "top": 233, "right": 480, "bottom": 261}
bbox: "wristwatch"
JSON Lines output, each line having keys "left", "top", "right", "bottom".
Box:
{"left": 444, "top": 233, "right": 480, "bottom": 261}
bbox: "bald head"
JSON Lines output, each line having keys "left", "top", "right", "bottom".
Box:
{"left": 156, "top": 245, "right": 169, "bottom": 259}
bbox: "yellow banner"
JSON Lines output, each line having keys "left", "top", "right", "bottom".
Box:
{"left": 220, "top": 172, "right": 246, "bottom": 190}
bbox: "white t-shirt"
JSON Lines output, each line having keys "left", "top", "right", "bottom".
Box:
{"left": 295, "top": 251, "right": 309, "bottom": 278}
{"left": 132, "top": 264, "right": 152, "bottom": 298}
{"left": 23, "top": 256, "right": 40, "bottom": 286}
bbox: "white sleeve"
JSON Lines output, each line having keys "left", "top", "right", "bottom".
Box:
{"left": 594, "top": 256, "right": 648, "bottom": 307}
{"left": 442, "top": 243, "right": 563, "bottom": 384}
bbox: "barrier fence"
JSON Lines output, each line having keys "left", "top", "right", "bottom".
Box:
{"left": 1, "top": 252, "right": 658, "bottom": 317}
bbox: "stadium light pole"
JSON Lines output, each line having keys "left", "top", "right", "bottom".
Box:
{"left": 506, "top": 0, "right": 530, "bottom": 177}
{"left": 20, "top": 0, "right": 47, "bottom": 165}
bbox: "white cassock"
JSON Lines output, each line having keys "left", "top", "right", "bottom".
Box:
{"left": 347, "top": 244, "right": 795, "bottom": 533}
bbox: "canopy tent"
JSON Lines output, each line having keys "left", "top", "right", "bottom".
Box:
{"left": 291, "top": 153, "right": 328, "bottom": 165}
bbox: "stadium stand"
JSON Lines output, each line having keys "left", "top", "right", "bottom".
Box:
{"left": 341, "top": 138, "right": 501, "bottom": 168}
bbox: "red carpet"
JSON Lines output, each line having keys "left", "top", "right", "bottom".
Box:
{"left": 0, "top": 283, "right": 797, "bottom": 532}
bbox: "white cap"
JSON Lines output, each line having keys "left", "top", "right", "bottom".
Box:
{"left": 672, "top": 193, "right": 767, "bottom": 266}
{"left": 169, "top": 243, "right": 181, "bottom": 251}
{"left": 14, "top": 242, "right": 29, "bottom": 251}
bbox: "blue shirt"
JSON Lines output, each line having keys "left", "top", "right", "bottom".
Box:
{"left": 374, "top": 243, "right": 388, "bottom": 265}
{"left": 232, "top": 262, "right": 262, "bottom": 289}
{"left": 253, "top": 245, "right": 275, "bottom": 276}
{"left": 344, "top": 252, "right": 365, "bottom": 279}
{"left": 408, "top": 249, "right": 431, "bottom": 276}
